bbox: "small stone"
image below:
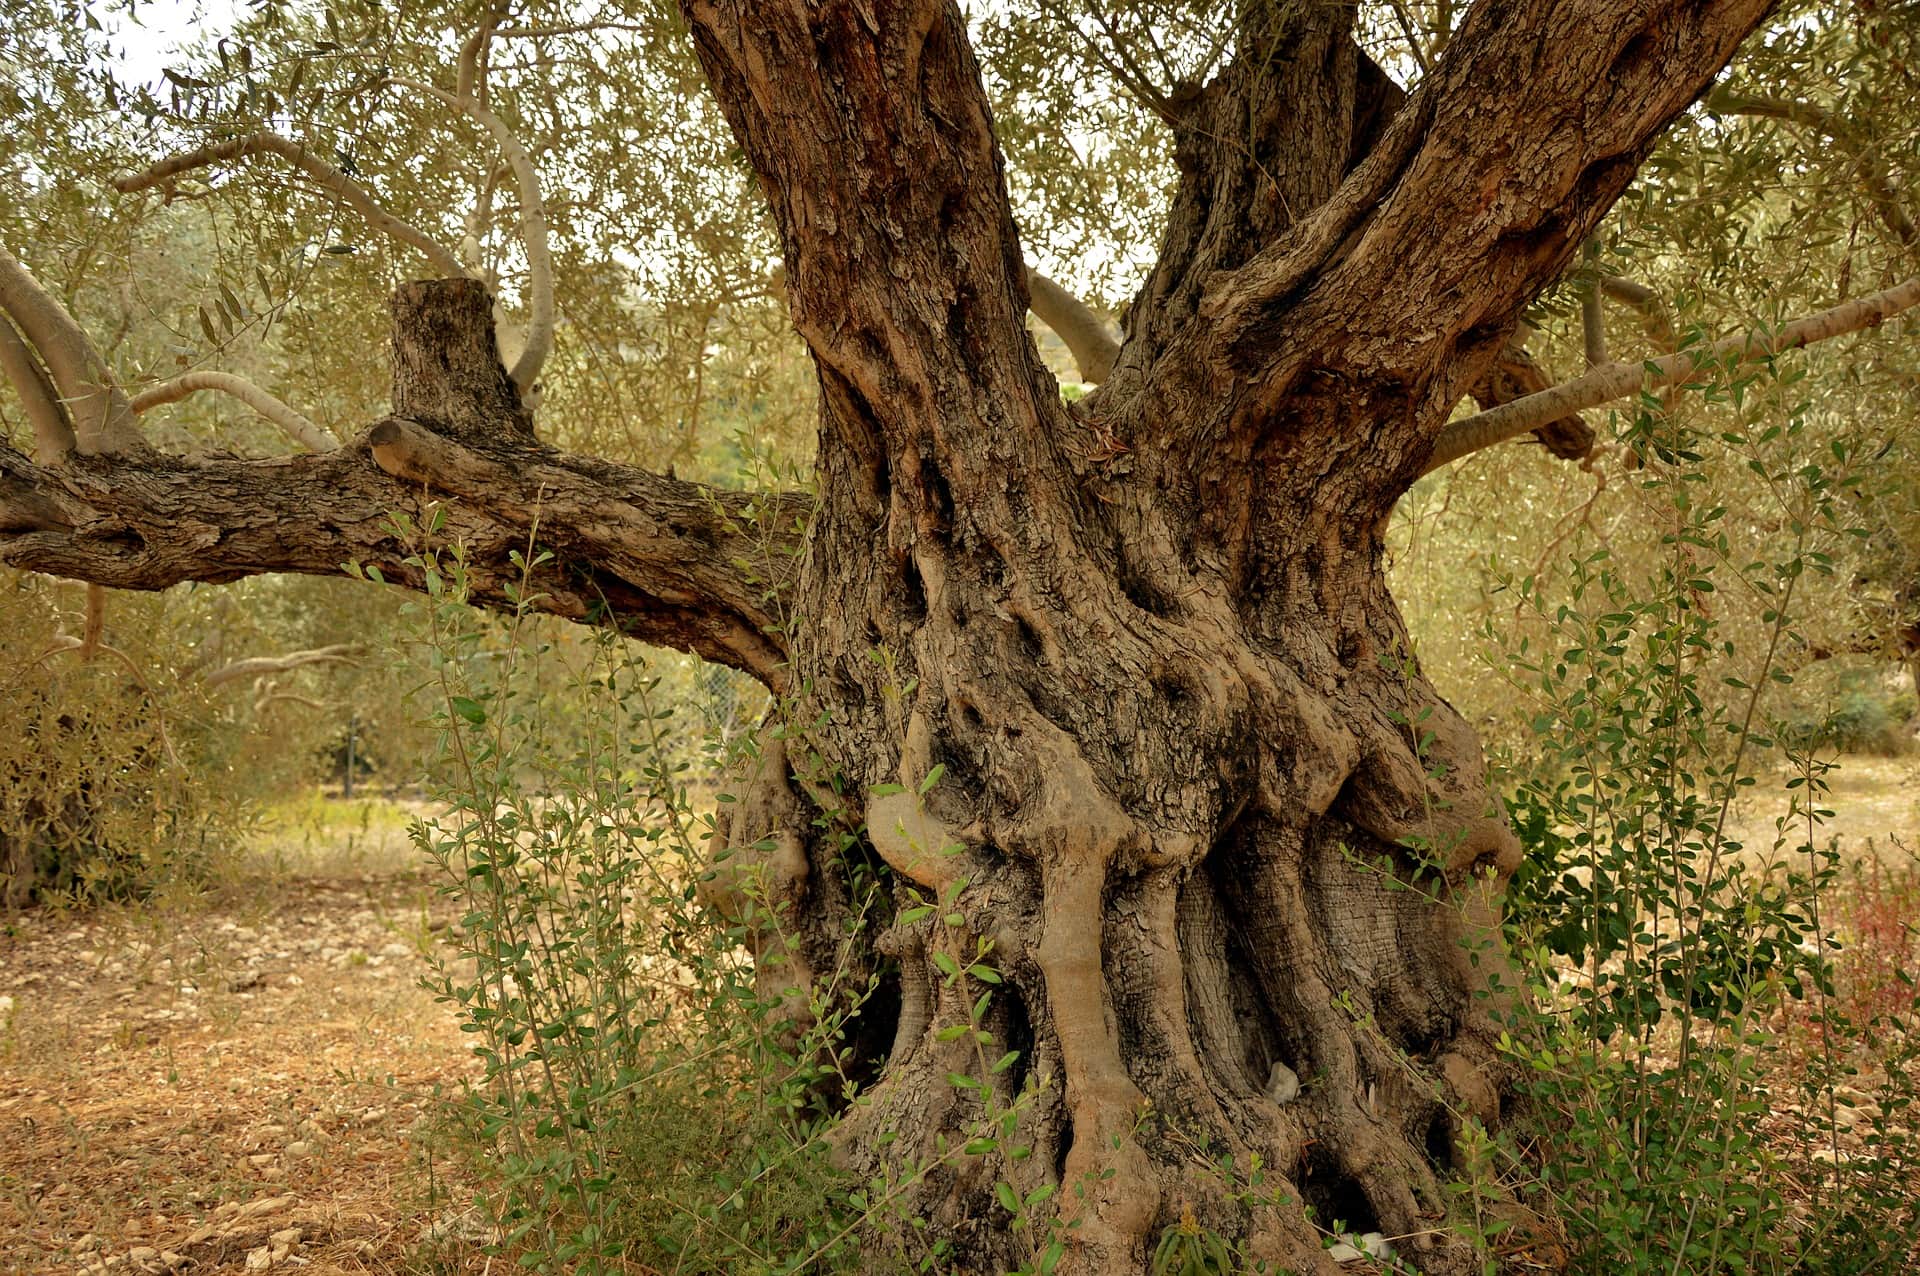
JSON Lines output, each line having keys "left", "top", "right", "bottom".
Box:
{"left": 1325, "top": 1240, "right": 1365, "bottom": 1263}
{"left": 268, "top": 1228, "right": 301, "bottom": 1248}
{"left": 1359, "top": 1231, "right": 1395, "bottom": 1259}
{"left": 1264, "top": 1061, "right": 1300, "bottom": 1105}
{"left": 284, "top": 1141, "right": 314, "bottom": 1158}
{"left": 158, "top": 1253, "right": 187, "bottom": 1271}
{"left": 244, "top": 1246, "right": 272, "bottom": 1271}
{"left": 237, "top": 1194, "right": 295, "bottom": 1219}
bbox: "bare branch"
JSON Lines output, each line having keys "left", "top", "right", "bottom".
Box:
{"left": 494, "top": 22, "right": 654, "bottom": 39}
{"left": 390, "top": 78, "right": 555, "bottom": 393}
{"left": 455, "top": 6, "right": 503, "bottom": 105}
{"left": 1035, "top": 0, "right": 1177, "bottom": 123}
{"left": 204, "top": 643, "right": 363, "bottom": 689}
{"left": 79, "top": 582, "right": 105, "bottom": 663}
{"left": 35, "top": 632, "right": 145, "bottom": 689}
{"left": 1386, "top": 1, "right": 1430, "bottom": 75}
{"left": 1581, "top": 284, "right": 1607, "bottom": 367}
{"left": 130, "top": 372, "right": 340, "bottom": 453}
{"left": 113, "top": 134, "right": 467, "bottom": 278}
{"left": 254, "top": 690, "right": 327, "bottom": 713}
{"left": 1026, "top": 269, "right": 1120, "bottom": 384}
{"left": 0, "top": 245, "right": 143, "bottom": 454}
{"left": 0, "top": 311, "right": 78, "bottom": 462}
{"left": 1429, "top": 273, "right": 1920, "bottom": 471}
{"left": 1599, "top": 275, "right": 1678, "bottom": 352}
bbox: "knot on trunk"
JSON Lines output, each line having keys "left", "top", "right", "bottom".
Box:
{"left": 388, "top": 279, "right": 536, "bottom": 446}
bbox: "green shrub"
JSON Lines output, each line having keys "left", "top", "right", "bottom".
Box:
{"left": 1473, "top": 394, "right": 1919, "bottom": 1274}
{"left": 1779, "top": 675, "right": 1912, "bottom": 756}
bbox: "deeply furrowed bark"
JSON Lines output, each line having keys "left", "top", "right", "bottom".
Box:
{"left": 686, "top": 1, "right": 1772, "bottom": 1271}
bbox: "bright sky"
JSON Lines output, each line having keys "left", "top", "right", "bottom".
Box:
{"left": 97, "top": 0, "right": 243, "bottom": 87}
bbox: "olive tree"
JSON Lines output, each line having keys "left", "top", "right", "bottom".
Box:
{"left": 3, "top": 1, "right": 1918, "bottom": 1269}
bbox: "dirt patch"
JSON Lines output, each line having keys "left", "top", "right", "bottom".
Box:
{"left": 0, "top": 872, "right": 485, "bottom": 1274}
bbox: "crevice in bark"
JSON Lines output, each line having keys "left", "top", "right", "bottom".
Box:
{"left": 1298, "top": 1142, "right": 1382, "bottom": 1238}
{"left": 899, "top": 554, "right": 928, "bottom": 625}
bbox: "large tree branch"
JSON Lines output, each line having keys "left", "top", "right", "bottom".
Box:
{"left": 1427, "top": 273, "right": 1920, "bottom": 470}
{"left": 0, "top": 280, "right": 807, "bottom": 690}
{"left": 679, "top": 0, "right": 1049, "bottom": 475}
{"left": 0, "top": 425, "right": 805, "bottom": 688}
{"left": 1186, "top": 0, "right": 1772, "bottom": 470}
{"left": 113, "top": 134, "right": 467, "bottom": 278}
{"left": 1105, "top": 12, "right": 1381, "bottom": 396}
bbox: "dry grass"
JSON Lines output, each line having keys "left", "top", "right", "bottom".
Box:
{"left": 0, "top": 852, "right": 486, "bottom": 1275}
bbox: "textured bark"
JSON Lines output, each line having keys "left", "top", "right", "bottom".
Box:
{"left": 1, "top": 0, "right": 1784, "bottom": 1270}
{"left": 0, "top": 282, "right": 804, "bottom": 689}
{"left": 679, "top": 2, "right": 1772, "bottom": 1273}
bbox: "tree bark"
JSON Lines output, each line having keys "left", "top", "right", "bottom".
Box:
{"left": 681, "top": 2, "right": 1771, "bottom": 1272}
{"left": 0, "top": 0, "right": 1785, "bottom": 1270}
{"left": 0, "top": 281, "right": 804, "bottom": 690}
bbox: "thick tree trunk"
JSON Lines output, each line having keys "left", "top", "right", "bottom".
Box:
{"left": 699, "top": 287, "right": 1534, "bottom": 1267}
{"left": 683, "top": 2, "right": 1769, "bottom": 1270}
{"left": 714, "top": 477, "right": 1524, "bottom": 1273}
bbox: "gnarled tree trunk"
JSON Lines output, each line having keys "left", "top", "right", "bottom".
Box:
{"left": 0, "top": 0, "right": 1782, "bottom": 1269}
{"left": 684, "top": 2, "right": 1766, "bottom": 1271}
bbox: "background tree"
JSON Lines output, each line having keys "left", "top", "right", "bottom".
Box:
{"left": 3, "top": 1, "right": 1918, "bottom": 1270}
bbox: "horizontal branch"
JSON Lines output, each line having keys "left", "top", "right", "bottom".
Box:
{"left": 1461, "top": 338, "right": 1594, "bottom": 469}
{"left": 130, "top": 371, "right": 340, "bottom": 452}
{"left": 204, "top": 643, "right": 363, "bottom": 689}
{"left": 0, "top": 426, "right": 809, "bottom": 690}
{"left": 1428, "top": 273, "right": 1920, "bottom": 470}
{"left": 113, "top": 134, "right": 466, "bottom": 278}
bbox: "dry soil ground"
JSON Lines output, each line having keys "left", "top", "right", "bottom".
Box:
{"left": 0, "top": 800, "right": 487, "bottom": 1276}
{"left": 1, "top": 759, "right": 1917, "bottom": 1276}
